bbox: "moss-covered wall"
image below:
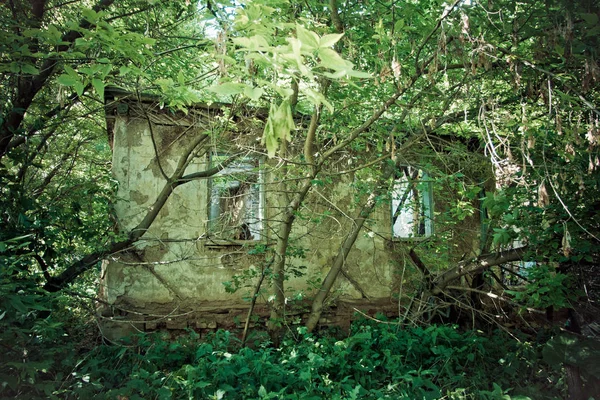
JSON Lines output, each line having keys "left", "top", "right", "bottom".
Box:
{"left": 100, "top": 103, "right": 483, "bottom": 338}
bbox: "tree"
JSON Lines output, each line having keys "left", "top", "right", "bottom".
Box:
{"left": 1, "top": 0, "right": 216, "bottom": 285}
{"left": 1, "top": 0, "right": 598, "bottom": 348}
{"left": 224, "top": 0, "right": 600, "bottom": 336}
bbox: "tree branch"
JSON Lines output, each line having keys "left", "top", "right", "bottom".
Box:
{"left": 329, "top": 0, "right": 344, "bottom": 33}
{"left": 44, "top": 130, "right": 227, "bottom": 291}
{"left": 431, "top": 246, "right": 529, "bottom": 294}
{"left": 0, "top": 0, "right": 116, "bottom": 160}
{"left": 414, "top": 0, "right": 461, "bottom": 74}
{"left": 408, "top": 248, "right": 432, "bottom": 279}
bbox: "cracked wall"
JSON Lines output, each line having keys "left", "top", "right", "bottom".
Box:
{"left": 100, "top": 102, "right": 483, "bottom": 339}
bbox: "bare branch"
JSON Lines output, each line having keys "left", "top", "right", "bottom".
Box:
{"left": 432, "top": 246, "right": 529, "bottom": 294}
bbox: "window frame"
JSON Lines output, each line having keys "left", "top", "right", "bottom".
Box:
{"left": 390, "top": 167, "right": 434, "bottom": 240}
{"left": 206, "top": 153, "right": 265, "bottom": 244}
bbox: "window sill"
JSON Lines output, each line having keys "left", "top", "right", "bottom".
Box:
{"left": 390, "top": 236, "right": 432, "bottom": 242}
{"left": 203, "top": 238, "right": 263, "bottom": 249}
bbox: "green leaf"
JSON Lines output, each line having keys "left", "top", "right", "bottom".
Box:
{"left": 74, "top": 80, "right": 85, "bottom": 96}
{"left": 46, "top": 24, "right": 63, "bottom": 44}
{"left": 258, "top": 385, "right": 267, "bottom": 397}
{"left": 22, "top": 28, "right": 40, "bottom": 38}
{"left": 119, "top": 66, "right": 132, "bottom": 76}
{"left": 207, "top": 82, "right": 246, "bottom": 96}
{"left": 9, "top": 296, "right": 28, "bottom": 313}
{"left": 323, "top": 70, "right": 347, "bottom": 79}
{"left": 319, "top": 33, "right": 344, "bottom": 48}
{"left": 269, "top": 100, "right": 295, "bottom": 142}
{"left": 243, "top": 85, "right": 264, "bottom": 101}
{"left": 303, "top": 88, "right": 334, "bottom": 113}
{"left": 492, "top": 228, "right": 511, "bottom": 247}
{"left": 82, "top": 8, "right": 99, "bottom": 23}
{"left": 318, "top": 48, "right": 348, "bottom": 70}
{"left": 92, "top": 78, "right": 104, "bottom": 100}
{"left": 394, "top": 19, "right": 405, "bottom": 33}
{"left": 346, "top": 69, "right": 372, "bottom": 79}
{"left": 57, "top": 74, "right": 78, "bottom": 87}
{"left": 284, "top": 37, "right": 313, "bottom": 78}
{"left": 296, "top": 24, "right": 319, "bottom": 50}
{"left": 262, "top": 110, "right": 276, "bottom": 158}
{"left": 157, "top": 386, "right": 172, "bottom": 400}
{"left": 233, "top": 35, "right": 270, "bottom": 50}
{"left": 262, "top": 100, "right": 295, "bottom": 158}
{"left": 177, "top": 70, "right": 185, "bottom": 85}
{"left": 233, "top": 37, "right": 253, "bottom": 48}
{"left": 581, "top": 12, "right": 599, "bottom": 26}
{"left": 20, "top": 64, "right": 39, "bottom": 75}
{"left": 17, "top": 44, "right": 31, "bottom": 56}
{"left": 78, "top": 66, "right": 96, "bottom": 76}
{"left": 585, "top": 25, "right": 600, "bottom": 37}
{"left": 155, "top": 77, "right": 174, "bottom": 92}
{"left": 63, "top": 64, "right": 78, "bottom": 78}
{"left": 261, "top": 81, "right": 294, "bottom": 98}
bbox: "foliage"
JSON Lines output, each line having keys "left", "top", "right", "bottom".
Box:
{"left": 506, "top": 265, "right": 575, "bottom": 310}
{"left": 0, "top": 322, "right": 564, "bottom": 399}
{"left": 0, "top": 0, "right": 598, "bottom": 397}
{"left": 543, "top": 331, "right": 600, "bottom": 381}
{"left": 0, "top": 238, "right": 91, "bottom": 398}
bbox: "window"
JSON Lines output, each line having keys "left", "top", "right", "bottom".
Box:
{"left": 479, "top": 193, "right": 535, "bottom": 285}
{"left": 208, "top": 155, "right": 264, "bottom": 241}
{"left": 513, "top": 236, "right": 535, "bottom": 268}
{"left": 391, "top": 167, "right": 433, "bottom": 238}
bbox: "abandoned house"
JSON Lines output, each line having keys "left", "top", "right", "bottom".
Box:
{"left": 98, "top": 89, "right": 492, "bottom": 338}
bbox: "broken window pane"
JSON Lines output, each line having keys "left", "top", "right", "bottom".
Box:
{"left": 391, "top": 167, "right": 433, "bottom": 238}
{"left": 208, "top": 155, "right": 263, "bottom": 240}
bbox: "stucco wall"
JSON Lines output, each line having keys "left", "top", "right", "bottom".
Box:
{"left": 100, "top": 104, "right": 481, "bottom": 338}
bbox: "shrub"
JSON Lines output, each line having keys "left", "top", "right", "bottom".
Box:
{"left": 45, "top": 322, "right": 564, "bottom": 400}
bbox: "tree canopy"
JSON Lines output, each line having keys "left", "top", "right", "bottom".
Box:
{"left": 1, "top": 0, "right": 599, "bottom": 397}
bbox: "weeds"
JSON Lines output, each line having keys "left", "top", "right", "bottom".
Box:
{"left": 3, "top": 322, "right": 562, "bottom": 399}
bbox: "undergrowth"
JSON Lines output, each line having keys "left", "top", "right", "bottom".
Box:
{"left": 1, "top": 317, "right": 565, "bottom": 399}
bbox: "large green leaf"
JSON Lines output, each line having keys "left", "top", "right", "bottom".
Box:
{"left": 296, "top": 24, "right": 319, "bottom": 50}
{"left": 207, "top": 82, "right": 247, "bottom": 97}
{"left": 243, "top": 85, "right": 264, "bottom": 101}
{"left": 56, "top": 75, "right": 78, "bottom": 87}
{"left": 319, "top": 33, "right": 344, "bottom": 48}
{"left": 92, "top": 78, "right": 104, "bottom": 100}
{"left": 318, "top": 48, "right": 349, "bottom": 71}
{"left": 20, "top": 63, "right": 39, "bottom": 75}
{"left": 262, "top": 100, "right": 295, "bottom": 157}
{"left": 233, "top": 35, "right": 270, "bottom": 51}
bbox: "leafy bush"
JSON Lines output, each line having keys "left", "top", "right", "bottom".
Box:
{"left": 29, "top": 322, "right": 563, "bottom": 400}
{"left": 506, "top": 265, "right": 574, "bottom": 309}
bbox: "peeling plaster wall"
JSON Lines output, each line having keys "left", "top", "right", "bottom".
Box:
{"left": 100, "top": 106, "right": 482, "bottom": 338}
{"left": 103, "top": 114, "right": 246, "bottom": 332}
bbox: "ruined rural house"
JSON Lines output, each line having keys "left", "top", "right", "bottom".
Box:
{"left": 99, "top": 90, "right": 490, "bottom": 338}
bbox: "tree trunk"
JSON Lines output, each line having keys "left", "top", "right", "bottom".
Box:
{"left": 267, "top": 176, "right": 315, "bottom": 344}
{"left": 267, "top": 101, "right": 323, "bottom": 344}
{"left": 305, "top": 160, "right": 398, "bottom": 332}
{"left": 565, "top": 365, "right": 586, "bottom": 400}
{"left": 305, "top": 191, "right": 378, "bottom": 332}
